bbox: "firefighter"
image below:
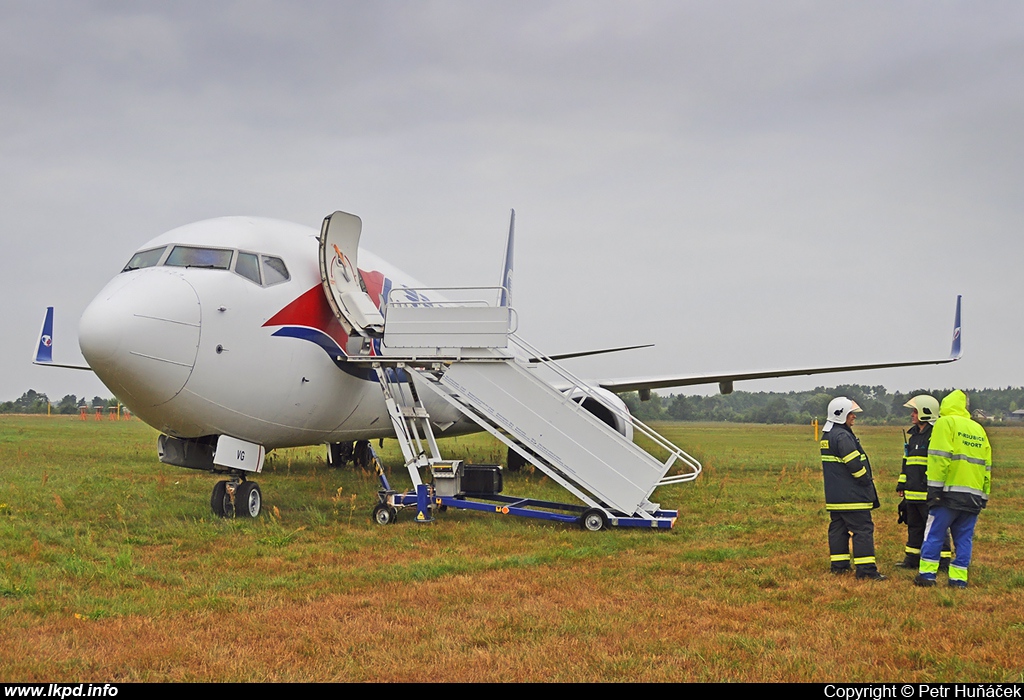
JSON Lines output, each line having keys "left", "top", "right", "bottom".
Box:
{"left": 916, "top": 390, "right": 992, "bottom": 589}
{"left": 895, "top": 394, "right": 951, "bottom": 569}
{"left": 820, "top": 396, "right": 885, "bottom": 580}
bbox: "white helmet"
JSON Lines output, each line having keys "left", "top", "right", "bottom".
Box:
{"left": 822, "top": 396, "right": 862, "bottom": 432}
{"left": 903, "top": 394, "right": 939, "bottom": 424}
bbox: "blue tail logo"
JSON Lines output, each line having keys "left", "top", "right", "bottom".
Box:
{"left": 35, "top": 307, "right": 55, "bottom": 363}
{"left": 499, "top": 210, "right": 515, "bottom": 307}
{"left": 949, "top": 295, "right": 962, "bottom": 359}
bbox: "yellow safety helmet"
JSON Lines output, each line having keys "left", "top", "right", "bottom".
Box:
{"left": 903, "top": 394, "right": 939, "bottom": 424}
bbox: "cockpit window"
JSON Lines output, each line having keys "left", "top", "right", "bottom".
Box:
{"left": 234, "top": 251, "right": 261, "bottom": 285}
{"left": 122, "top": 247, "right": 166, "bottom": 272}
{"left": 127, "top": 242, "right": 288, "bottom": 287}
{"left": 165, "top": 246, "right": 233, "bottom": 270}
{"left": 261, "top": 256, "right": 290, "bottom": 286}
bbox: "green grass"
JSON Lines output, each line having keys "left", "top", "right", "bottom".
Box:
{"left": 1, "top": 416, "right": 1023, "bottom": 681}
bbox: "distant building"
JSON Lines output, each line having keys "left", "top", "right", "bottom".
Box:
{"left": 1008, "top": 409, "right": 1024, "bottom": 422}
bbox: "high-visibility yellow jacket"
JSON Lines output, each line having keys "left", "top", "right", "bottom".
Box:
{"left": 927, "top": 390, "right": 992, "bottom": 514}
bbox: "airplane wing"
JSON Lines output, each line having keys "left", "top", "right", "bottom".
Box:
{"left": 528, "top": 343, "right": 655, "bottom": 363}
{"left": 33, "top": 307, "right": 93, "bottom": 371}
{"left": 596, "top": 296, "right": 962, "bottom": 396}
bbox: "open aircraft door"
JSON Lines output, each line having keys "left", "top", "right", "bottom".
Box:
{"left": 319, "top": 211, "right": 385, "bottom": 337}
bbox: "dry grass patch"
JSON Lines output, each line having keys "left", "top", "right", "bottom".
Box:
{"left": 2, "top": 417, "right": 1024, "bottom": 681}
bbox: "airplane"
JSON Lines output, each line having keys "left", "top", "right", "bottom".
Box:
{"left": 33, "top": 211, "right": 963, "bottom": 521}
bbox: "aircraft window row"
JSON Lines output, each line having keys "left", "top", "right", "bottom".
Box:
{"left": 121, "top": 245, "right": 290, "bottom": 286}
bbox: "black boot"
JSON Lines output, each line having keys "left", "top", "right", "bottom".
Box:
{"left": 856, "top": 568, "right": 887, "bottom": 581}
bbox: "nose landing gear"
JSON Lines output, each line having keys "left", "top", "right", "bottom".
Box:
{"left": 211, "top": 478, "right": 262, "bottom": 518}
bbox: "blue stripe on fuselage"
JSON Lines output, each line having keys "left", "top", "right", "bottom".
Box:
{"left": 270, "top": 326, "right": 377, "bottom": 382}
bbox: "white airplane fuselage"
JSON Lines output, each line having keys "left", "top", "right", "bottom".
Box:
{"left": 79, "top": 217, "right": 472, "bottom": 449}
{"left": 76, "top": 213, "right": 963, "bottom": 463}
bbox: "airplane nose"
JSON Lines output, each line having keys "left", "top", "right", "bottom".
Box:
{"left": 80, "top": 270, "right": 201, "bottom": 408}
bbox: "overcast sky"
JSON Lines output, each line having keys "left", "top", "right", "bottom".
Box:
{"left": 2, "top": 1, "right": 1022, "bottom": 405}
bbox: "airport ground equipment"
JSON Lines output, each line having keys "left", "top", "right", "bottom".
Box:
{"left": 327, "top": 282, "right": 701, "bottom": 530}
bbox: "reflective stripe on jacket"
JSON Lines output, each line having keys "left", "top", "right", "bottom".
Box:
{"left": 897, "top": 423, "right": 931, "bottom": 501}
{"left": 821, "top": 423, "right": 880, "bottom": 511}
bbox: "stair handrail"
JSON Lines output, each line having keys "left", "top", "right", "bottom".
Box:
{"left": 508, "top": 333, "right": 702, "bottom": 485}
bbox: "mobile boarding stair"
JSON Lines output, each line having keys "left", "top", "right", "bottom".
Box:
{"left": 353, "top": 288, "right": 703, "bottom": 530}
{"left": 317, "top": 211, "right": 701, "bottom": 530}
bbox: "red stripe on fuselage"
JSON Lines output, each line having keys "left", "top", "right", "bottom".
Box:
{"left": 360, "top": 269, "right": 386, "bottom": 309}
{"left": 263, "top": 284, "right": 349, "bottom": 348}
{"left": 264, "top": 270, "right": 387, "bottom": 347}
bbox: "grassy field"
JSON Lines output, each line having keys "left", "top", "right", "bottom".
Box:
{"left": 1, "top": 415, "right": 1023, "bottom": 682}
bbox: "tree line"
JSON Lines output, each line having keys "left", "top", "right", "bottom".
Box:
{"left": 0, "top": 390, "right": 118, "bottom": 415}
{"left": 7, "top": 384, "right": 1024, "bottom": 425}
{"left": 620, "top": 384, "right": 1024, "bottom": 425}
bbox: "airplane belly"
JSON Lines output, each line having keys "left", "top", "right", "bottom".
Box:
{"left": 80, "top": 270, "right": 201, "bottom": 409}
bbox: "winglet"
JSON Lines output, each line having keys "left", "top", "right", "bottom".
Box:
{"left": 32, "top": 307, "right": 92, "bottom": 370}
{"left": 498, "top": 209, "right": 515, "bottom": 307}
{"left": 34, "top": 307, "right": 54, "bottom": 364}
{"left": 950, "top": 294, "right": 962, "bottom": 359}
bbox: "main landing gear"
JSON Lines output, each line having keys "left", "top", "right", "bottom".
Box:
{"left": 211, "top": 478, "right": 262, "bottom": 518}
{"left": 326, "top": 440, "right": 374, "bottom": 469}
{"left": 506, "top": 447, "right": 527, "bottom": 473}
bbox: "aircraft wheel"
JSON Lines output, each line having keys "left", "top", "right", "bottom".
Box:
{"left": 372, "top": 503, "right": 397, "bottom": 525}
{"left": 507, "top": 447, "right": 527, "bottom": 473}
{"left": 580, "top": 508, "right": 607, "bottom": 532}
{"left": 354, "top": 440, "right": 373, "bottom": 469}
{"left": 327, "top": 442, "right": 353, "bottom": 468}
{"left": 211, "top": 480, "right": 231, "bottom": 518}
{"left": 235, "top": 481, "right": 262, "bottom": 518}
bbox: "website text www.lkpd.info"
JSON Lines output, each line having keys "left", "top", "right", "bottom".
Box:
{"left": 5, "top": 686, "right": 117, "bottom": 698}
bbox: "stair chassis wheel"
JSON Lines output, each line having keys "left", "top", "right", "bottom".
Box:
{"left": 372, "top": 502, "right": 398, "bottom": 525}
{"left": 580, "top": 508, "right": 607, "bottom": 532}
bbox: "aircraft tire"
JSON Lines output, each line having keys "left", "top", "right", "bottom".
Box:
{"left": 211, "top": 480, "right": 231, "bottom": 518}
{"left": 580, "top": 508, "right": 607, "bottom": 532}
{"left": 235, "top": 481, "right": 262, "bottom": 518}
{"left": 507, "top": 447, "right": 527, "bottom": 473}
{"left": 372, "top": 503, "right": 397, "bottom": 525}
{"left": 354, "top": 440, "right": 373, "bottom": 469}
{"left": 327, "top": 442, "right": 354, "bottom": 468}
